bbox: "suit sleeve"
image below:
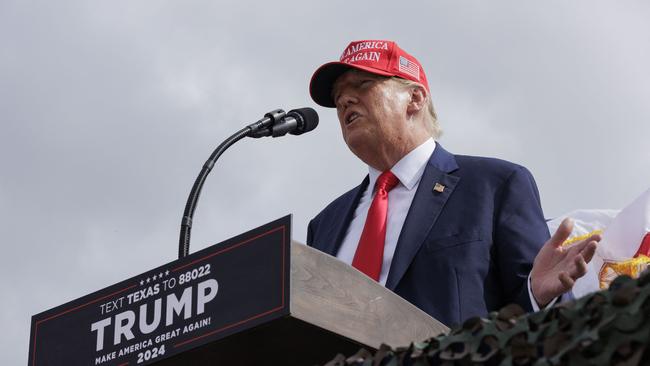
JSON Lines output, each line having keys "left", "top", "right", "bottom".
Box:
{"left": 306, "top": 219, "right": 315, "bottom": 246}
{"left": 493, "top": 166, "right": 550, "bottom": 311}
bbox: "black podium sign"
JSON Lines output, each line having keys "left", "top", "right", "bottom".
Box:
{"left": 29, "top": 216, "right": 291, "bottom": 366}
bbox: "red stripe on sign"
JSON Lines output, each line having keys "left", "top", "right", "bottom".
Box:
{"left": 171, "top": 226, "right": 285, "bottom": 272}
{"left": 634, "top": 232, "right": 650, "bottom": 257}
{"left": 281, "top": 225, "right": 285, "bottom": 308}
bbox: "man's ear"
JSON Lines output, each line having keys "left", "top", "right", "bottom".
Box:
{"left": 406, "top": 85, "right": 427, "bottom": 116}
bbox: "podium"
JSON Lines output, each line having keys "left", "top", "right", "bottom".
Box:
{"left": 29, "top": 216, "right": 448, "bottom": 366}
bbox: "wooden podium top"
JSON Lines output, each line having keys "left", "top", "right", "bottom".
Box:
{"left": 291, "top": 241, "right": 448, "bottom": 349}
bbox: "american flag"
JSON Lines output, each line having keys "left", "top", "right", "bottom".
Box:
{"left": 398, "top": 56, "right": 420, "bottom": 80}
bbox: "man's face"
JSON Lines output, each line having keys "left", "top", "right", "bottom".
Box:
{"left": 332, "top": 69, "right": 413, "bottom": 164}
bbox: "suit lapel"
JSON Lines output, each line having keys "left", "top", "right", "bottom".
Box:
{"left": 319, "top": 176, "right": 369, "bottom": 256}
{"left": 385, "top": 144, "right": 460, "bottom": 290}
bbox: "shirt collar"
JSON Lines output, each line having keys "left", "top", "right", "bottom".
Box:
{"left": 368, "top": 138, "right": 436, "bottom": 191}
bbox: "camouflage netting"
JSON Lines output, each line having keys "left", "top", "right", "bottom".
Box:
{"left": 324, "top": 270, "right": 650, "bottom": 366}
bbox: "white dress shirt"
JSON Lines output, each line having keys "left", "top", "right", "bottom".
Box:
{"left": 337, "top": 138, "right": 436, "bottom": 285}
{"left": 336, "top": 138, "right": 552, "bottom": 310}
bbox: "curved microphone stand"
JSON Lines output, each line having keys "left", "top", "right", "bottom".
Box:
{"left": 177, "top": 109, "right": 285, "bottom": 258}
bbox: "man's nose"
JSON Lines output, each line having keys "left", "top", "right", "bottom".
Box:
{"left": 337, "top": 93, "right": 358, "bottom": 108}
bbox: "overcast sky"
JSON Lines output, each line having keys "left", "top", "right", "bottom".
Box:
{"left": 2, "top": 1, "right": 650, "bottom": 364}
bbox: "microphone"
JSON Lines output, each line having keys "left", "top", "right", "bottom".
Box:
{"left": 248, "top": 107, "right": 319, "bottom": 138}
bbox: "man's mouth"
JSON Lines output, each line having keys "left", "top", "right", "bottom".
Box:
{"left": 346, "top": 112, "right": 360, "bottom": 125}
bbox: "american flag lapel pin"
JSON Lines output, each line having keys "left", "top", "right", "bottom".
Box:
{"left": 433, "top": 183, "right": 445, "bottom": 193}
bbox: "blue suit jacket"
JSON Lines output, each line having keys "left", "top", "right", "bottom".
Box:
{"left": 307, "top": 143, "right": 550, "bottom": 327}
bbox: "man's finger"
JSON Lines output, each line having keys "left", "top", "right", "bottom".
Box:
{"left": 549, "top": 218, "right": 574, "bottom": 249}
{"left": 572, "top": 255, "right": 588, "bottom": 279}
{"left": 580, "top": 240, "right": 598, "bottom": 264}
{"left": 559, "top": 271, "right": 575, "bottom": 290}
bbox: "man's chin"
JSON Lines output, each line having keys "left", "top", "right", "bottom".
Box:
{"left": 344, "top": 135, "right": 376, "bottom": 163}
{"left": 343, "top": 132, "right": 366, "bottom": 153}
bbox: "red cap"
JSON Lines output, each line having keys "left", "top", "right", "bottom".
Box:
{"left": 309, "top": 40, "right": 429, "bottom": 108}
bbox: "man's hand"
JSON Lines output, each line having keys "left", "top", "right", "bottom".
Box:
{"left": 530, "top": 218, "right": 601, "bottom": 307}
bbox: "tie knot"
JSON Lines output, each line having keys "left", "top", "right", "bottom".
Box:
{"left": 376, "top": 171, "right": 399, "bottom": 192}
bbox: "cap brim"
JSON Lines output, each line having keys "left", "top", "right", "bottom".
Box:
{"left": 309, "top": 62, "right": 395, "bottom": 108}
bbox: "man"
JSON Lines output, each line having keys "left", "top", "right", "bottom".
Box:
{"left": 306, "top": 40, "right": 600, "bottom": 327}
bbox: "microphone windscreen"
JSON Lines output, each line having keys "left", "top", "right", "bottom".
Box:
{"left": 289, "top": 107, "right": 319, "bottom": 135}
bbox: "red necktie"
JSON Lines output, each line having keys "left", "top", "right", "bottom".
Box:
{"left": 352, "top": 171, "right": 400, "bottom": 281}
